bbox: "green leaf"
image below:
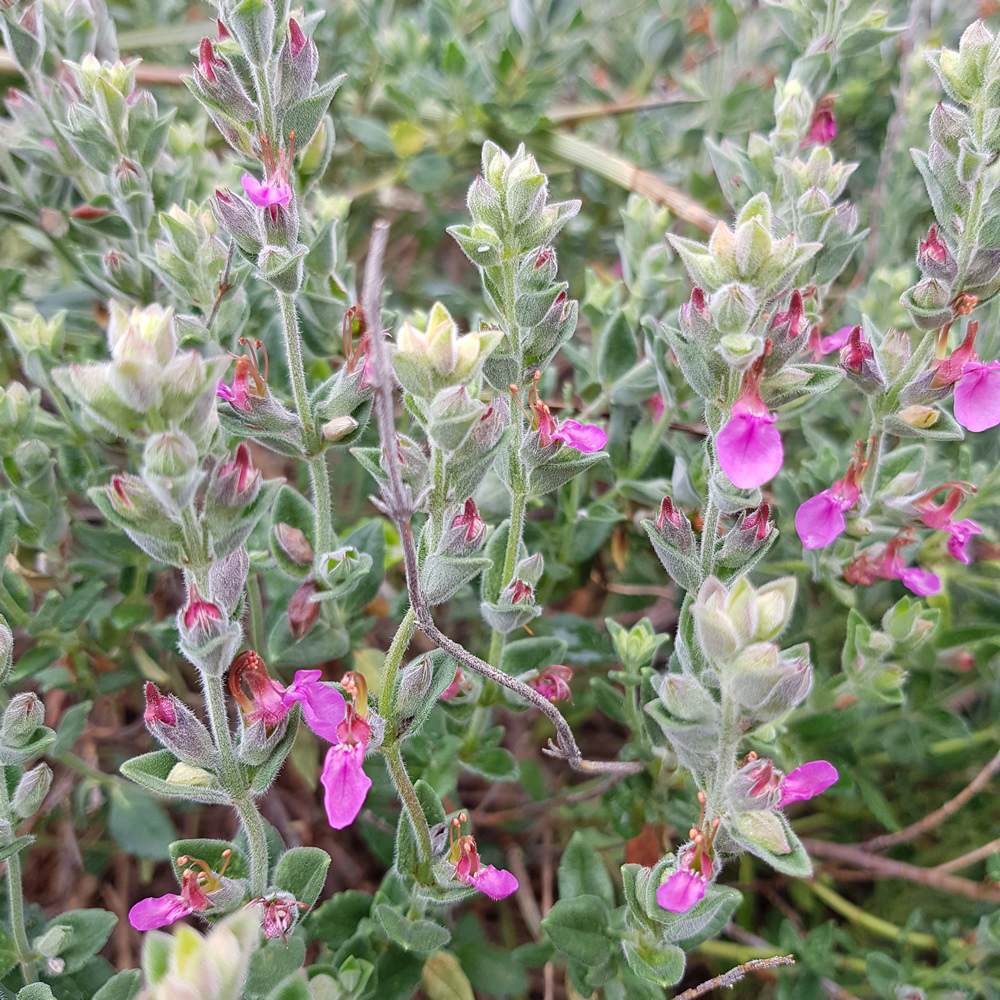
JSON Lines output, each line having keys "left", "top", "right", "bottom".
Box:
{"left": 621, "top": 937, "right": 685, "bottom": 987}
{"left": 109, "top": 784, "right": 175, "bottom": 859}
{"left": 312, "top": 891, "right": 373, "bottom": 951}
{"left": 244, "top": 934, "right": 307, "bottom": 1000}
{"left": 274, "top": 846, "right": 331, "bottom": 907}
{"left": 168, "top": 839, "right": 248, "bottom": 881}
{"left": 92, "top": 969, "right": 142, "bottom": 1000}
{"left": 16, "top": 986, "right": 56, "bottom": 1000}
{"left": 281, "top": 77, "right": 344, "bottom": 148}
{"left": 558, "top": 831, "right": 615, "bottom": 909}
{"left": 265, "top": 974, "right": 311, "bottom": 1000}
{"left": 499, "top": 637, "right": 568, "bottom": 677}
{"left": 0, "top": 927, "right": 19, "bottom": 978}
{"left": 0, "top": 835, "right": 33, "bottom": 863}
{"left": 541, "top": 895, "right": 613, "bottom": 967}
{"left": 250, "top": 705, "right": 301, "bottom": 793}
{"left": 596, "top": 311, "right": 638, "bottom": 385}
{"left": 45, "top": 909, "right": 117, "bottom": 974}
{"left": 421, "top": 951, "right": 475, "bottom": 1000}
{"left": 52, "top": 700, "right": 93, "bottom": 755}
{"left": 730, "top": 811, "right": 812, "bottom": 877}
{"left": 339, "top": 520, "right": 386, "bottom": 615}
{"left": 120, "top": 750, "right": 228, "bottom": 804}
{"left": 374, "top": 904, "right": 451, "bottom": 954}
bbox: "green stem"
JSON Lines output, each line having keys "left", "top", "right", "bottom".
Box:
{"left": 277, "top": 291, "right": 315, "bottom": 444}
{"left": 0, "top": 768, "right": 35, "bottom": 984}
{"left": 247, "top": 572, "right": 266, "bottom": 652}
{"left": 0, "top": 579, "right": 28, "bottom": 627}
{"left": 429, "top": 448, "right": 446, "bottom": 547}
{"left": 487, "top": 486, "right": 528, "bottom": 666}
{"left": 200, "top": 670, "right": 241, "bottom": 789}
{"left": 383, "top": 607, "right": 417, "bottom": 732}
{"left": 382, "top": 741, "right": 433, "bottom": 879}
{"left": 309, "top": 455, "right": 334, "bottom": 556}
{"left": 233, "top": 794, "right": 270, "bottom": 898}
{"left": 628, "top": 407, "right": 670, "bottom": 479}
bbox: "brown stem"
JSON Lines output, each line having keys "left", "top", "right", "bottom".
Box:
{"left": 360, "top": 220, "right": 642, "bottom": 778}
{"left": 933, "top": 836, "right": 1000, "bottom": 874}
{"left": 802, "top": 838, "right": 1000, "bottom": 904}
{"left": 672, "top": 955, "right": 795, "bottom": 1000}
{"left": 861, "top": 748, "right": 1000, "bottom": 851}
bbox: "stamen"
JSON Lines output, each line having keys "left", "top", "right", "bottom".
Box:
{"left": 509, "top": 383, "right": 533, "bottom": 422}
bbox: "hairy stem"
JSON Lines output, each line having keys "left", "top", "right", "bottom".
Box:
{"left": 233, "top": 793, "right": 270, "bottom": 898}
{"left": 0, "top": 769, "right": 35, "bottom": 984}
{"left": 277, "top": 291, "right": 316, "bottom": 445}
{"left": 383, "top": 606, "right": 417, "bottom": 732}
{"left": 382, "top": 740, "right": 433, "bottom": 877}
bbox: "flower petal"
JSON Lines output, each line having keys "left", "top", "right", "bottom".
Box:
{"left": 128, "top": 893, "right": 192, "bottom": 931}
{"left": 717, "top": 412, "right": 784, "bottom": 490}
{"left": 954, "top": 362, "right": 1000, "bottom": 432}
{"left": 655, "top": 870, "right": 707, "bottom": 914}
{"left": 321, "top": 743, "right": 371, "bottom": 830}
{"left": 794, "top": 490, "right": 848, "bottom": 549}
{"left": 554, "top": 419, "right": 607, "bottom": 453}
{"left": 470, "top": 864, "right": 519, "bottom": 900}
{"left": 283, "top": 670, "right": 347, "bottom": 743}
{"left": 898, "top": 566, "right": 941, "bottom": 596}
{"left": 818, "top": 325, "right": 853, "bottom": 355}
{"left": 945, "top": 518, "right": 982, "bottom": 565}
{"left": 778, "top": 760, "right": 839, "bottom": 806}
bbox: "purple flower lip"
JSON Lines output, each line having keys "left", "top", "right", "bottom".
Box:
{"left": 656, "top": 868, "right": 708, "bottom": 913}
{"left": 778, "top": 760, "right": 839, "bottom": 806}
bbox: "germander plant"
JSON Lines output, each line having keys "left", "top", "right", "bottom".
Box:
{"left": 0, "top": 0, "right": 999, "bottom": 998}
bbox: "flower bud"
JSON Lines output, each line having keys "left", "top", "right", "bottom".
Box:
{"left": 709, "top": 283, "right": 757, "bottom": 336}
{"left": 177, "top": 587, "right": 241, "bottom": 678}
{"left": 166, "top": 762, "right": 216, "bottom": 787}
{"left": 395, "top": 655, "right": 433, "bottom": 720}
{"left": 144, "top": 682, "right": 219, "bottom": 769}
{"left": 1, "top": 310, "right": 65, "bottom": 358}
{"left": 441, "top": 499, "right": 487, "bottom": 556}
{"left": 2, "top": 693, "right": 44, "bottom": 748}
{"left": 274, "top": 522, "right": 313, "bottom": 566}
{"left": 929, "top": 102, "right": 969, "bottom": 155}
{"left": 513, "top": 553, "right": 544, "bottom": 588}
{"left": 727, "top": 642, "right": 813, "bottom": 721}
{"left": 717, "top": 503, "right": 774, "bottom": 570}
{"left": 0, "top": 616, "right": 12, "bottom": 686}
{"left": 212, "top": 443, "right": 261, "bottom": 509}
{"left": 839, "top": 326, "right": 886, "bottom": 394}
{"left": 143, "top": 430, "right": 203, "bottom": 511}
{"left": 288, "top": 580, "right": 321, "bottom": 639}
{"left": 212, "top": 188, "right": 264, "bottom": 257}
{"left": 679, "top": 287, "right": 711, "bottom": 340}
{"left": 321, "top": 415, "right": 359, "bottom": 441}
{"left": 606, "top": 617, "right": 668, "bottom": 676}
{"left": 13, "top": 762, "right": 52, "bottom": 818}
{"left": 0, "top": 382, "right": 35, "bottom": 442}
{"left": 902, "top": 277, "right": 954, "bottom": 331}
{"left": 278, "top": 19, "right": 318, "bottom": 106}
{"left": 427, "top": 386, "right": 486, "bottom": 452}
{"left": 315, "top": 545, "right": 373, "bottom": 599}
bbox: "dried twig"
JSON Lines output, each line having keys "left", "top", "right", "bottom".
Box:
{"left": 506, "top": 847, "right": 543, "bottom": 940}
{"left": 860, "top": 748, "right": 1000, "bottom": 851}
{"left": 933, "top": 836, "right": 1000, "bottom": 874}
{"left": 803, "top": 838, "right": 1000, "bottom": 904}
{"left": 361, "top": 220, "right": 642, "bottom": 777}
{"left": 672, "top": 955, "right": 794, "bottom": 1000}
{"left": 474, "top": 773, "right": 622, "bottom": 825}
{"left": 205, "top": 238, "right": 237, "bottom": 332}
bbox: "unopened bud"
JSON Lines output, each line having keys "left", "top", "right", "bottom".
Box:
{"left": 0, "top": 616, "right": 13, "bottom": 685}
{"left": 288, "top": 581, "right": 320, "bottom": 639}
{"left": 441, "top": 499, "right": 487, "bottom": 555}
{"left": 321, "top": 415, "right": 359, "bottom": 442}
{"left": 13, "top": 763, "right": 52, "bottom": 818}
{"left": 274, "top": 523, "right": 313, "bottom": 565}
{"left": 166, "top": 762, "right": 215, "bottom": 787}
{"left": 396, "top": 655, "right": 433, "bottom": 719}
{"left": 2, "top": 693, "right": 44, "bottom": 748}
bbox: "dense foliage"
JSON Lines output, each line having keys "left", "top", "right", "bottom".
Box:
{"left": 0, "top": 0, "right": 998, "bottom": 998}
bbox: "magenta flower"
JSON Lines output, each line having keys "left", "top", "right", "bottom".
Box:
{"left": 183, "top": 585, "right": 221, "bottom": 632}
{"left": 795, "top": 449, "right": 867, "bottom": 549}
{"left": 282, "top": 668, "right": 346, "bottom": 742}
{"left": 247, "top": 896, "right": 308, "bottom": 942}
{"left": 448, "top": 820, "right": 518, "bottom": 899}
{"left": 451, "top": 498, "right": 486, "bottom": 547}
{"left": 440, "top": 667, "right": 471, "bottom": 700}
{"left": 954, "top": 360, "right": 1000, "bottom": 432}
{"left": 656, "top": 868, "right": 708, "bottom": 913}
{"left": 844, "top": 534, "right": 941, "bottom": 596}
{"left": 197, "top": 38, "right": 225, "bottom": 83}
{"left": 129, "top": 868, "right": 210, "bottom": 931}
{"left": 144, "top": 682, "right": 176, "bottom": 727}
{"left": 241, "top": 172, "right": 292, "bottom": 208}
{"left": 128, "top": 852, "right": 232, "bottom": 932}
{"left": 527, "top": 665, "right": 573, "bottom": 703}
{"left": 217, "top": 443, "right": 258, "bottom": 496}
{"left": 802, "top": 104, "right": 836, "bottom": 147}
{"left": 945, "top": 519, "right": 982, "bottom": 564}
{"left": 529, "top": 392, "right": 607, "bottom": 453}
{"left": 717, "top": 357, "right": 783, "bottom": 490}
{"left": 807, "top": 323, "right": 854, "bottom": 360}
{"left": 229, "top": 650, "right": 289, "bottom": 728}
{"left": 930, "top": 320, "right": 979, "bottom": 389}
{"left": 320, "top": 675, "right": 372, "bottom": 830}
{"left": 778, "top": 760, "right": 839, "bottom": 806}
{"left": 218, "top": 341, "right": 267, "bottom": 412}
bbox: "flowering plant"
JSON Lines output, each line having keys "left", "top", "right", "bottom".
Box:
{"left": 0, "top": 1, "right": 998, "bottom": 998}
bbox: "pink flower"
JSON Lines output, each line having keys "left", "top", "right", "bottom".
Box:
{"left": 287, "top": 18, "right": 308, "bottom": 58}
{"left": 918, "top": 224, "right": 949, "bottom": 268}
{"left": 741, "top": 501, "right": 771, "bottom": 541}
{"left": 930, "top": 321, "right": 979, "bottom": 389}
{"left": 241, "top": 172, "right": 292, "bottom": 208}
{"left": 807, "top": 324, "right": 854, "bottom": 360}
{"left": 656, "top": 869, "right": 708, "bottom": 913}
{"left": 321, "top": 710, "right": 371, "bottom": 830}
{"left": 129, "top": 869, "right": 209, "bottom": 931}
{"left": 844, "top": 533, "right": 941, "bottom": 596}
{"left": 451, "top": 499, "right": 486, "bottom": 547}
{"left": 217, "top": 443, "right": 258, "bottom": 495}
{"left": 218, "top": 340, "right": 267, "bottom": 412}
{"left": 229, "top": 650, "right": 290, "bottom": 729}
{"left": 144, "top": 682, "right": 176, "bottom": 727}
{"left": 529, "top": 389, "right": 607, "bottom": 453}
{"left": 128, "top": 852, "right": 232, "bottom": 931}
{"left": 945, "top": 519, "right": 982, "bottom": 564}
{"left": 650, "top": 393, "right": 666, "bottom": 421}
{"left": 527, "top": 665, "right": 573, "bottom": 703}
{"left": 197, "top": 38, "right": 224, "bottom": 82}
{"left": 914, "top": 483, "right": 982, "bottom": 564}
{"left": 778, "top": 760, "right": 839, "bottom": 806}
{"left": 282, "top": 668, "right": 346, "bottom": 742}
{"left": 183, "top": 585, "right": 221, "bottom": 632}
{"left": 795, "top": 447, "right": 867, "bottom": 549}
{"left": 954, "top": 360, "right": 1000, "bottom": 431}
{"left": 247, "top": 896, "right": 308, "bottom": 942}
{"left": 440, "top": 668, "right": 471, "bottom": 700}
{"left": 802, "top": 103, "right": 836, "bottom": 147}
{"left": 717, "top": 352, "right": 783, "bottom": 490}
{"left": 448, "top": 819, "right": 518, "bottom": 899}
